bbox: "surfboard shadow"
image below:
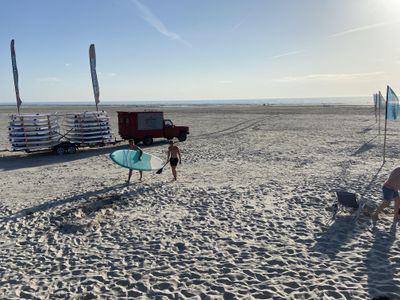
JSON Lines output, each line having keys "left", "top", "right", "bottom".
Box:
{"left": 3, "top": 183, "right": 127, "bottom": 222}
{"left": 2, "top": 180, "right": 169, "bottom": 224}
{"left": 0, "top": 144, "right": 125, "bottom": 171}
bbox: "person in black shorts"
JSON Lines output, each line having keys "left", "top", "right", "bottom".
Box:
{"left": 167, "top": 141, "right": 181, "bottom": 181}
{"left": 373, "top": 166, "right": 400, "bottom": 226}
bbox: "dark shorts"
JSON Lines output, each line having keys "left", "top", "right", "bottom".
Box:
{"left": 382, "top": 186, "right": 399, "bottom": 201}
{"left": 170, "top": 158, "right": 179, "bottom": 167}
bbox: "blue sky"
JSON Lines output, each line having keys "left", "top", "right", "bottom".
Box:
{"left": 0, "top": 0, "right": 399, "bottom": 103}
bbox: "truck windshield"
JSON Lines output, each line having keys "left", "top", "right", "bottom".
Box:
{"left": 164, "top": 120, "right": 173, "bottom": 127}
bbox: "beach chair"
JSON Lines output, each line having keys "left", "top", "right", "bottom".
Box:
{"left": 331, "top": 191, "right": 366, "bottom": 221}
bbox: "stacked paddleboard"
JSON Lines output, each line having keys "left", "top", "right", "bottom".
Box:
{"left": 64, "top": 111, "right": 112, "bottom": 144}
{"left": 8, "top": 114, "right": 60, "bottom": 151}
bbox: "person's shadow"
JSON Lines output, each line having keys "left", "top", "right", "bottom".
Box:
{"left": 312, "top": 216, "right": 362, "bottom": 259}
{"left": 366, "top": 227, "right": 400, "bottom": 299}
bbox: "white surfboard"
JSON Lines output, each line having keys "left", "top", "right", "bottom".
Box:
{"left": 9, "top": 135, "right": 60, "bottom": 141}
{"left": 66, "top": 130, "right": 111, "bottom": 136}
{"left": 11, "top": 138, "right": 60, "bottom": 146}
{"left": 10, "top": 113, "right": 58, "bottom": 119}
{"left": 66, "top": 134, "right": 112, "bottom": 140}
{"left": 9, "top": 125, "right": 60, "bottom": 132}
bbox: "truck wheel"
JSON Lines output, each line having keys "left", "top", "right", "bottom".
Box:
{"left": 67, "top": 146, "right": 77, "bottom": 154}
{"left": 178, "top": 132, "right": 187, "bottom": 142}
{"left": 134, "top": 138, "right": 141, "bottom": 145}
{"left": 55, "top": 147, "right": 65, "bottom": 155}
{"left": 143, "top": 136, "right": 153, "bottom": 146}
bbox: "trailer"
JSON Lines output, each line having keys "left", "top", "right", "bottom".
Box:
{"left": 50, "top": 138, "right": 122, "bottom": 155}
{"left": 8, "top": 111, "right": 122, "bottom": 155}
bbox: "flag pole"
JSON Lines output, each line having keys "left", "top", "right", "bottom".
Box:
{"left": 383, "top": 86, "right": 389, "bottom": 163}
{"left": 378, "top": 91, "right": 382, "bottom": 135}
{"left": 89, "top": 44, "right": 100, "bottom": 111}
{"left": 10, "top": 39, "right": 22, "bottom": 114}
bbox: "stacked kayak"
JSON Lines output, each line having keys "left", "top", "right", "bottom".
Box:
{"left": 64, "top": 111, "right": 112, "bottom": 144}
{"left": 8, "top": 114, "right": 60, "bottom": 151}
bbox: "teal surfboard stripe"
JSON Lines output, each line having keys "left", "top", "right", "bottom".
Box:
{"left": 110, "top": 149, "right": 163, "bottom": 171}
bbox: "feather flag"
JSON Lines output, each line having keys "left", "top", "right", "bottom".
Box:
{"left": 383, "top": 86, "right": 399, "bottom": 162}
{"left": 378, "top": 91, "right": 386, "bottom": 107}
{"left": 379, "top": 91, "right": 385, "bottom": 107}
{"left": 378, "top": 91, "right": 383, "bottom": 135}
{"left": 386, "top": 86, "right": 399, "bottom": 121}
{"left": 10, "top": 40, "right": 22, "bottom": 113}
{"left": 89, "top": 44, "right": 100, "bottom": 110}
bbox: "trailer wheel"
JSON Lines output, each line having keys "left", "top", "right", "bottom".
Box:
{"left": 143, "top": 136, "right": 153, "bottom": 146}
{"left": 178, "top": 132, "right": 187, "bottom": 142}
{"left": 55, "top": 147, "right": 65, "bottom": 155}
{"left": 67, "top": 146, "right": 77, "bottom": 154}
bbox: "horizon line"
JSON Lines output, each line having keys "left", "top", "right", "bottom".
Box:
{"left": 0, "top": 95, "right": 371, "bottom": 104}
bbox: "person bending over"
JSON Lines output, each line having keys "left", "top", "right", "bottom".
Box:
{"left": 372, "top": 166, "right": 400, "bottom": 225}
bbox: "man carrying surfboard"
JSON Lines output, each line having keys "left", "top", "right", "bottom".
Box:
{"left": 167, "top": 141, "right": 181, "bottom": 181}
{"left": 127, "top": 139, "right": 143, "bottom": 183}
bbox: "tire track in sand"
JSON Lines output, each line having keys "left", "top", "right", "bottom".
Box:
{"left": 192, "top": 117, "right": 267, "bottom": 140}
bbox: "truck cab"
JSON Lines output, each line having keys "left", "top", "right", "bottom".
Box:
{"left": 163, "top": 119, "right": 187, "bottom": 141}
{"left": 118, "top": 111, "right": 189, "bottom": 146}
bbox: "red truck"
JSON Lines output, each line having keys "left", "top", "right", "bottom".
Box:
{"left": 117, "top": 111, "right": 190, "bottom": 146}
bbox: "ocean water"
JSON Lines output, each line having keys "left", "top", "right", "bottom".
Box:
{"left": 0, "top": 96, "right": 372, "bottom": 107}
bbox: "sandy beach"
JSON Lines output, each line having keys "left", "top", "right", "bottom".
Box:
{"left": 0, "top": 104, "right": 399, "bottom": 299}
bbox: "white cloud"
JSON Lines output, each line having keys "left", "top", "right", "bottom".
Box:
{"left": 270, "top": 50, "right": 303, "bottom": 59}
{"left": 273, "top": 72, "right": 385, "bottom": 83}
{"left": 218, "top": 80, "right": 233, "bottom": 84}
{"left": 232, "top": 19, "right": 245, "bottom": 31}
{"left": 131, "top": 0, "right": 191, "bottom": 47}
{"left": 37, "top": 77, "right": 62, "bottom": 83}
{"left": 65, "top": 63, "right": 71, "bottom": 67}
{"left": 331, "top": 21, "right": 400, "bottom": 37}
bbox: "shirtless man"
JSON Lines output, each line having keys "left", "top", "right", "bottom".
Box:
{"left": 167, "top": 141, "right": 181, "bottom": 181}
{"left": 372, "top": 166, "right": 400, "bottom": 225}
{"left": 127, "top": 139, "right": 143, "bottom": 183}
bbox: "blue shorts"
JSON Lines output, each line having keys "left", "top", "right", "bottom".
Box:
{"left": 382, "top": 186, "right": 399, "bottom": 201}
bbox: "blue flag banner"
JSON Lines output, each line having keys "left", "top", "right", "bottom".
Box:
{"left": 386, "top": 86, "right": 399, "bottom": 121}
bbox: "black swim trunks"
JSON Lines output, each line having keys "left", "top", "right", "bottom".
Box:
{"left": 170, "top": 157, "right": 179, "bottom": 167}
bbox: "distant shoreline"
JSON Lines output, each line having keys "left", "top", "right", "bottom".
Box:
{"left": 0, "top": 96, "right": 371, "bottom": 107}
